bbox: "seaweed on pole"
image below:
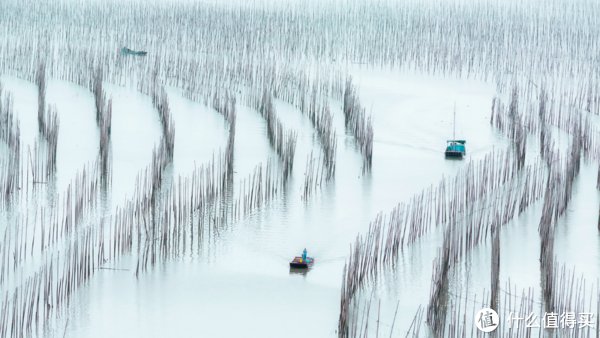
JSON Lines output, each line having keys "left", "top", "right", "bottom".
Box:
{"left": 444, "top": 288, "right": 475, "bottom": 338}
{"left": 304, "top": 84, "right": 337, "bottom": 180}
{"left": 133, "top": 156, "right": 283, "bottom": 276}
{"left": 426, "top": 221, "right": 455, "bottom": 336}
{"left": 343, "top": 78, "right": 373, "bottom": 173}
{"left": 0, "top": 88, "right": 20, "bottom": 151}
{"left": 597, "top": 291, "right": 600, "bottom": 335}
{"left": 43, "top": 106, "right": 59, "bottom": 179}
{"left": 337, "top": 149, "right": 547, "bottom": 336}
{"left": 0, "top": 163, "right": 107, "bottom": 336}
{"left": 28, "top": 93, "right": 60, "bottom": 183}
{"left": 36, "top": 61, "right": 47, "bottom": 134}
{"left": 129, "top": 130, "right": 240, "bottom": 274}
{"left": 211, "top": 89, "right": 236, "bottom": 187}
{"left": 538, "top": 87, "right": 551, "bottom": 161}
{"left": 0, "top": 87, "right": 21, "bottom": 206}
{"left": 225, "top": 105, "right": 236, "bottom": 187}
{"left": 538, "top": 165, "right": 559, "bottom": 312}
{"left": 257, "top": 90, "right": 297, "bottom": 183}
{"left": 2, "top": 0, "right": 600, "bottom": 88}
{"left": 98, "top": 99, "right": 112, "bottom": 184}
{"left": 490, "top": 224, "right": 500, "bottom": 312}
{"left": 93, "top": 66, "right": 106, "bottom": 127}
{"left": 235, "top": 162, "right": 284, "bottom": 220}
{"left": 490, "top": 96, "right": 505, "bottom": 133}
{"left": 212, "top": 89, "right": 237, "bottom": 127}
{"left": 502, "top": 85, "right": 527, "bottom": 170}
{"left": 301, "top": 151, "right": 325, "bottom": 200}
{"left": 443, "top": 274, "right": 600, "bottom": 338}
{"left": 281, "top": 75, "right": 340, "bottom": 182}
{"left": 338, "top": 215, "right": 387, "bottom": 338}
{"left": 543, "top": 263, "right": 600, "bottom": 337}
{"left": 90, "top": 65, "right": 113, "bottom": 183}
{"left": 152, "top": 85, "right": 175, "bottom": 161}
{"left": 538, "top": 129, "right": 584, "bottom": 313}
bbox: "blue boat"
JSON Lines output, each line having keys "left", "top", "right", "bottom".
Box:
{"left": 445, "top": 140, "right": 466, "bottom": 158}
{"left": 445, "top": 105, "right": 466, "bottom": 158}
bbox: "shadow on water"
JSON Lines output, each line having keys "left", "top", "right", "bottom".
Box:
{"left": 289, "top": 268, "right": 310, "bottom": 277}
{"left": 442, "top": 155, "right": 465, "bottom": 161}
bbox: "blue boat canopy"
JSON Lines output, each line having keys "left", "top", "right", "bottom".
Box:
{"left": 446, "top": 141, "right": 466, "bottom": 153}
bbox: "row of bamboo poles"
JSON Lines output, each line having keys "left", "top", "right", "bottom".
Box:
{"left": 0, "top": 85, "right": 21, "bottom": 207}
{"left": 302, "top": 84, "right": 337, "bottom": 181}
{"left": 132, "top": 146, "right": 283, "bottom": 275}
{"left": 28, "top": 63, "right": 60, "bottom": 184}
{"left": 338, "top": 145, "right": 547, "bottom": 336}
{"left": 0, "top": 163, "right": 103, "bottom": 288}
{"left": 0, "top": 2, "right": 595, "bottom": 335}
{"left": 269, "top": 71, "right": 342, "bottom": 199}
{"left": 3, "top": 64, "right": 596, "bottom": 338}
{"left": 0, "top": 65, "right": 301, "bottom": 336}
{"left": 301, "top": 150, "right": 326, "bottom": 201}
{"left": 343, "top": 78, "right": 374, "bottom": 173}
{"left": 211, "top": 89, "right": 236, "bottom": 187}
{"left": 4, "top": 0, "right": 598, "bottom": 107}
{"left": 152, "top": 85, "right": 175, "bottom": 162}
{"left": 93, "top": 66, "right": 113, "bottom": 183}
{"left": 339, "top": 74, "right": 600, "bottom": 336}
{"left": 0, "top": 94, "right": 287, "bottom": 338}
{"left": 254, "top": 90, "right": 298, "bottom": 183}
{"left": 430, "top": 79, "right": 599, "bottom": 337}
{"left": 0, "top": 1, "right": 596, "bottom": 337}
{"left": 0, "top": 160, "right": 104, "bottom": 337}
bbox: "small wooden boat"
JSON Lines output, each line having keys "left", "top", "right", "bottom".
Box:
{"left": 289, "top": 256, "right": 314, "bottom": 269}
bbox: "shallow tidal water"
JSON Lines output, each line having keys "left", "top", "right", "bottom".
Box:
{"left": 2, "top": 67, "right": 598, "bottom": 337}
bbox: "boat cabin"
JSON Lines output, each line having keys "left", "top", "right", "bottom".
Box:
{"left": 445, "top": 140, "right": 466, "bottom": 158}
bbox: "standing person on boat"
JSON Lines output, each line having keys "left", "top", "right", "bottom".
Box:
{"left": 302, "top": 248, "right": 307, "bottom": 262}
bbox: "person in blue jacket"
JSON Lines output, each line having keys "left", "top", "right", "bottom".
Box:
{"left": 302, "top": 248, "right": 307, "bottom": 262}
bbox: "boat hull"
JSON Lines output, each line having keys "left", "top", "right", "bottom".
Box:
{"left": 444, "top": 151, "right": 464, "bottom": 158}
{"left": 289, "top": 256, "right": 314, "bottom": 269}
{"left": 289, "top": 262, "right": 310, "bottom": 269}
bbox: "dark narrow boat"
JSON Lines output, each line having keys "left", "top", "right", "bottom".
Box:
{"left": 289, "top": 256, "right": 314, "bottom": 269}
{"left": 120, "top": 47, "right": 148, "bottom": 56}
